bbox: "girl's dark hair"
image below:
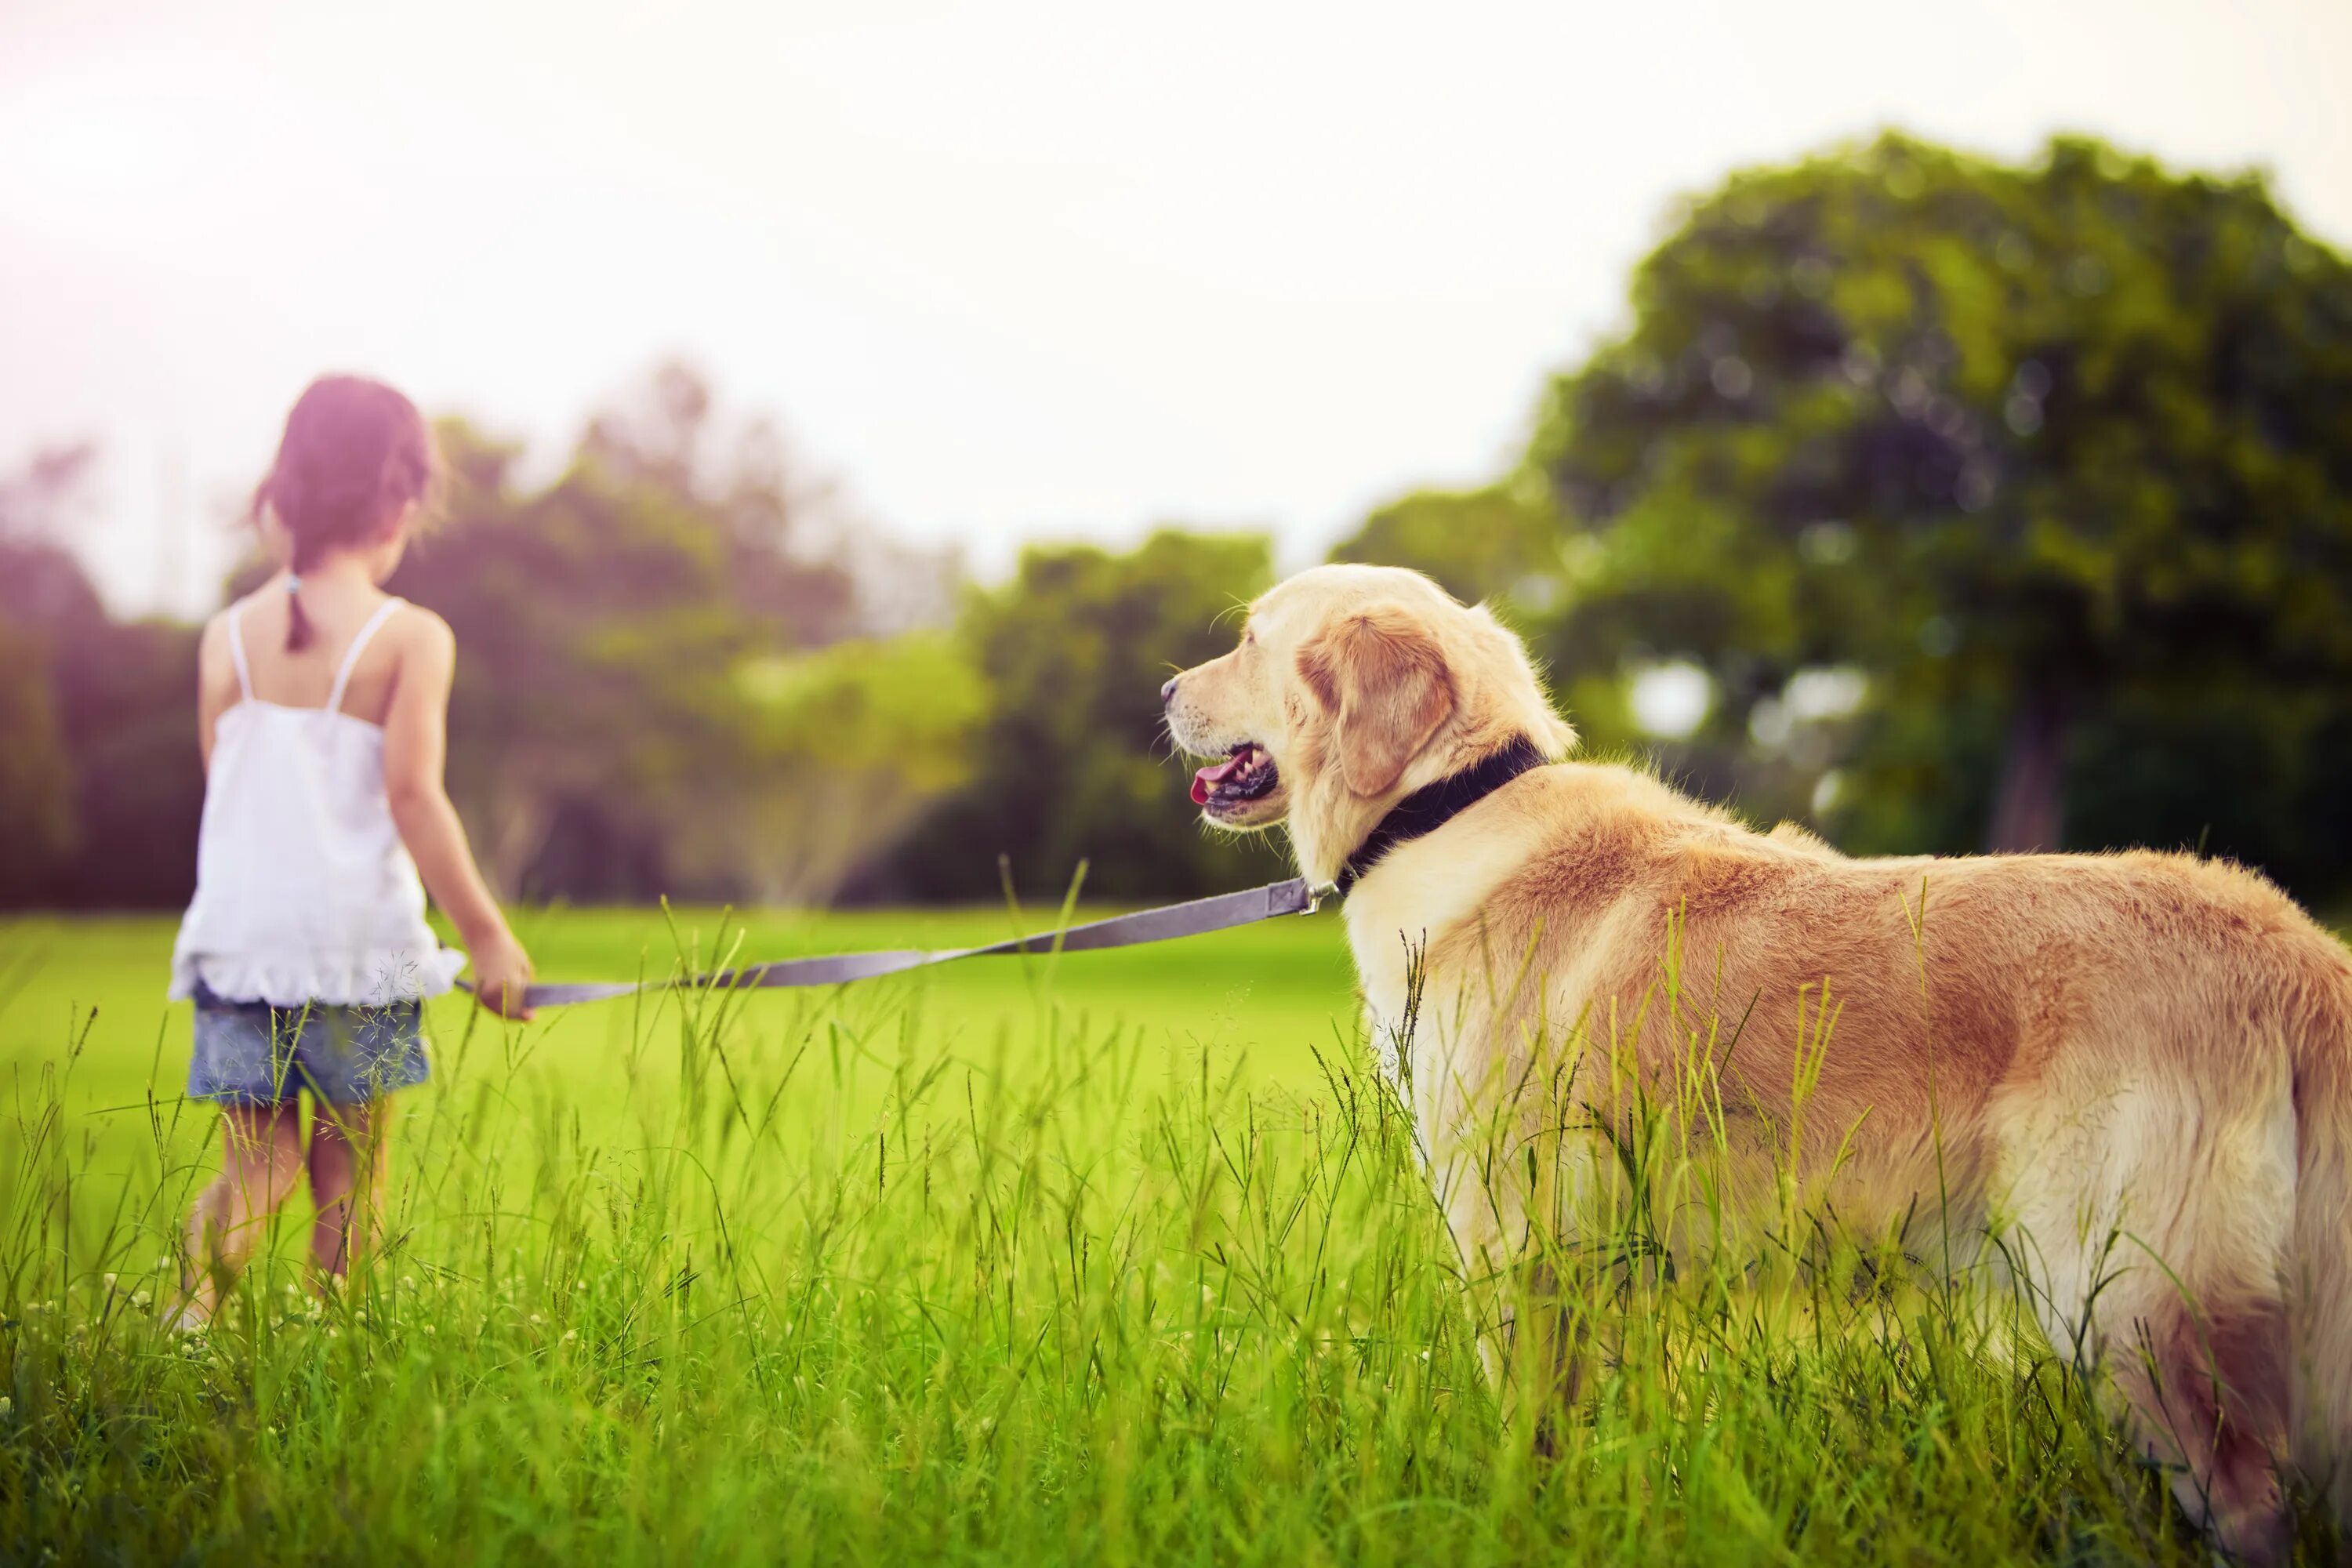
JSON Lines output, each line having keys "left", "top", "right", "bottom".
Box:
{"left": 251, "top": 375, "right": 439, "bottom": 651}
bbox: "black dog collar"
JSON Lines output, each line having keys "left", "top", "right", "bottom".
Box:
{"left": 1332, "top": 735, "right": 1548, "bottom": 897}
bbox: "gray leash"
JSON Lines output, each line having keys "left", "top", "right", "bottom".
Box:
{"left": 469, "top": 877, "right": 1324, "bottom": 1009}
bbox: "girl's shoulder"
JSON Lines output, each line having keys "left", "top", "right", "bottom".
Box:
{"left": 198, "top": 591, "right": 455, "bottom": 692}
{"left": 369, "top": 601, "right": 459, "bottom": 698}
{"left": 195, "top": 598, "right": 249, "bottom": 681}
{"left": 379, "top": 600, "right": 457, "bottom": 660}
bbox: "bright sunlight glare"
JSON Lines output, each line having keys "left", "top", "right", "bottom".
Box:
{"left": 1628, "top": 661, "right": 1713, "bottom": 740}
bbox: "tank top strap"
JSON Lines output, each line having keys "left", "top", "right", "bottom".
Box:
{"left": 225, "top": 601, "right": 255, "bottom": 701}
{"left": 328, "top": 598, "right": 405, "bottom": 717}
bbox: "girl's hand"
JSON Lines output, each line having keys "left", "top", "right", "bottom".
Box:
{"left": 469, "top": 931, "right": 536, "bottom": 1021}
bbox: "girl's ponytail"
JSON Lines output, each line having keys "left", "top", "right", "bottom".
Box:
{"left": 251, "top": 376, "right": 439, "bottom": 652}
{"left": 285, "top": 575, "right": 315, "bottom": 652}
{"left": 249, "top": 472, "right": 320, "bottom": 652}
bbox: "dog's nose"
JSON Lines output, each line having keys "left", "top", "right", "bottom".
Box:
{"left": 1160, "top": 676, "right": 1179, "bottom": 704}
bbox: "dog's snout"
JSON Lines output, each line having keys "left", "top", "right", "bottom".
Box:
{"left": 1160, "top": 676, "right": 1180, "bottom": 705}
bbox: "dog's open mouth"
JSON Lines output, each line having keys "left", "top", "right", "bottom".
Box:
{"left": 1191, "top": 742, "right": 1279, "bottom": 815}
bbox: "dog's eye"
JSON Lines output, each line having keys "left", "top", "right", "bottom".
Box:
{"left": 1241, "top": 627, "right": 1256, "bottom": 647}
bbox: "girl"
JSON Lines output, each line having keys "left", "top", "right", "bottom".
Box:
{"left": 169, "top": 374, "right": 533, "bottom": 1325}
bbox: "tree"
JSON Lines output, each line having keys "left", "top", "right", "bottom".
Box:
{"left": 0, "top": 622, "right": 73, "bottom": 901}
{"left": 387, "top": 373, "right": 981, "bottom": 905}
{"left": 717, "top": 632, "right": 989, "bottom": 903}
{"left": 0, "top": 450, "right": 96, "bottom": 897}
{"left": 1329, "top": 481, "right": 1568, "bottom": 612}
{"left": 0, "top": 446, "right": 205, "bottom": 909}
{"left": 579, "top": 360, "right": 865, "bottom": 648}
{"left": 0, "top": 364, "right": 979, "bottom": 912}
{"left": 389, "top": 420, "right": 773, "bottom": 895}
{"left": 869, "top": 529, "right": 1287, "bottom": 902}
{"left": 1529, "top": 134, "right": 2352, "bottom": 857}
{"left": 0, "top": 611, "right": 205, "bottom": 912}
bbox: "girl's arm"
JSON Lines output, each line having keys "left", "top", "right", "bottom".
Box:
{"left": 197, "top": 612, "right": 235, "bottom": 769}
{"left": 380, "top": 609, "right": 535, "bottom": 1019}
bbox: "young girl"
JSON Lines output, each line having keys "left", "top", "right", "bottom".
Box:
{"left": 169, "top": 374, "right": 534, "bottom": 1325}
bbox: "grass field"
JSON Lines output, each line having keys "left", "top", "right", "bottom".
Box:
{"left": 0, "top": 906, "right": 2292, "bottom": 1563}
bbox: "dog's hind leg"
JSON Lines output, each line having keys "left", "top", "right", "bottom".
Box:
{"left": 1457, "top": 1245, "right": 1596, "bottom": 1454}
{"left": 2165, "top": 1285, "right": 2297, "bottom": 1553}
{"left": 2099, "top": 1275, "right": 2292, "bottom": 1563}
{"left": 1996, "top": 1072, "right": 2296, "bottom": 1563}
{"left": 1439, "top": 1116, "right": 1615, "bottom": 1446}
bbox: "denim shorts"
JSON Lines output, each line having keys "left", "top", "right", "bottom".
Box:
{"left": 188, "top": 983, "right": 432, "bottom": 1106}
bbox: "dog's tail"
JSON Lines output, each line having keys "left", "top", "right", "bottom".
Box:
{"left": 2290, "top": 936, "right": 2352, "bottom": 1532}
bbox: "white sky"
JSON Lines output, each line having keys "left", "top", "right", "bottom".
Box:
{"left": 3, "top": 0, "right": 2347, "bottom": 619}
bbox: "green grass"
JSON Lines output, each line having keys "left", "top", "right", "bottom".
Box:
{"left": 0, "top": 907, "right": 2263, "bottom": 1563}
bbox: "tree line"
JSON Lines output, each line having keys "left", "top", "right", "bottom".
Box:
{"left": 1344, "top": 133, "right": 2352, "bottom": 899}
{"left": 4, "top": 132, "right": 2348, "bottom": 913}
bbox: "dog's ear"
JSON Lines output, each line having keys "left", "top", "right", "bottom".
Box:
{"left": 1296, "top": 604, "right": 1455, "bottom": 797}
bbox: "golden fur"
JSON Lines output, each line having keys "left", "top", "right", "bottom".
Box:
{"left": 1166, "top": 564, "right": 2352, "bottom": 1561}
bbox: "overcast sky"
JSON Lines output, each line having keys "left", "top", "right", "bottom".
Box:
{"left": 4, "top": 0, "right": 2347, "bottom": 618}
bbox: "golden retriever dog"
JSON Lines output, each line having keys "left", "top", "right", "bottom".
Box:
{"left": 1163, "top": 562, "right": 2352, "bottom": 1561}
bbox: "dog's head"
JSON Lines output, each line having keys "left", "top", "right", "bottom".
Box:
{"left": 1163, "top": 564, "right": 1575, "bottom": 885}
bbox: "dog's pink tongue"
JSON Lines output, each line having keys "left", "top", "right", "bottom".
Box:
{"left": 1191, "top": 755, "right": 1246, "bottom": 804}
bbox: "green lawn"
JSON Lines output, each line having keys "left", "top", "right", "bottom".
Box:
{"left": 0, "top": 909, "right": 2280, "bottom": 1563}
{"left": 2, "top": 906, "right": 1359, "bottom": 1175}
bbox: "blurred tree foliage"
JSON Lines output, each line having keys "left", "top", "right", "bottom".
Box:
{"left": 1329, "top": 481, "right": 1567, "bottom": 609}
{"left": 387, "top": 365, "right": 970, "bottom": 904}
{"left": 717, "top": 632, "right": 989, "bottom": 903}
{"left": 1538, "top": 135, "right": 2352, "bottom": 866}
{"left": 0, "top": 447, "right": 205, "bottom": 909}
{"left": 1346, "top": 134, "right": 2352, "bottom": 901}
{"left": 0, "top": 622, "right": 74, "bottom": 902}
{"left": 388, "top": 416, "right": 804, "bottom": 898}
{"left": 864, "top": 529, "right": 1293, "bottom": 903}
{"left": 0, "top": 368, "right": 977, "bottom": 910}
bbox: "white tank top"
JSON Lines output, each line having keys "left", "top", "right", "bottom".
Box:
{"left": 169, "top": 597, "right": 466, "bottom": 1007}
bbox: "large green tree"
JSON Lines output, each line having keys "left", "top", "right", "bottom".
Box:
{"left": 872, "top": 529, "right": 1289, "bottom": 903}
{"left": 711, "top": 631, "right": 989, "bottom": 904}
{"left": 1329, "top": 481, "right": 1566, "bottom": 612}
{"left": 1529, "top": 134, "right": 2352, "bottom": 861}
{"left": 387, "top": 423, "right": 771, "bottom": 896}
{"left": 390, "top": 405, "right": 970, "bottom": 904}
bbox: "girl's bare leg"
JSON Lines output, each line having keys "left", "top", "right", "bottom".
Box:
{"left": 307, "top": 1099, "right": 389, "bottom": 1280}
{"left": 176, "top": 1103, "right": 304, "bottom": 1325}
